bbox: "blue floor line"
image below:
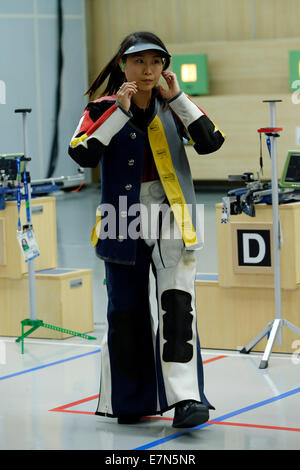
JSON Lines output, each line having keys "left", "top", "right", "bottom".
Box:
{"left": 134, "top": 385, "right": 300, "bottom": 450}
{"left": 0, "top": 348, "right": 101, "bottom": 381}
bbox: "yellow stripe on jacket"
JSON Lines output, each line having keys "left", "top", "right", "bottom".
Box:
{"left": 147, "top": 115, "right": 198, "bottom": 247}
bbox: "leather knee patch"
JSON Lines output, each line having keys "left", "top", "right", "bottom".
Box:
{"left": 161, "top": 289, "right": 193, "bottom": 363}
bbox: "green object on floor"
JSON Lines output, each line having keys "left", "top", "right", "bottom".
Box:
{"left": 16, "top": 318, "right": 96, "bottom": 354}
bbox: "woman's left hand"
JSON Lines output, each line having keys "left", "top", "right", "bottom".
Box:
{"left": 158, "top": 71, "right": 181, "bottom": 100}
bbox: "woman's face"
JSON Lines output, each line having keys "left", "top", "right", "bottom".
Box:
{"left": 122, "top": 50, "right": 164, "bottom": 91}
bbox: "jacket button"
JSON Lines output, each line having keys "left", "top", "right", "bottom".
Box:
{"left": 128, "top": 158, "right": 135, "bottom": 166}
{"left": 120, "top": 211, "right": 127, "bottom": 218}
{"left": 130, "top": 132, "right": 136, "bottom": 140}
{"left": 125, "top": 184, "right": 132, "bottom": 191}
{"left": 117, "top": 235, "right": 125, "bottom": 242}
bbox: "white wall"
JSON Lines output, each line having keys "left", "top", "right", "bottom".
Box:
{"left": 0, "top": 0, "right": 89, "bottom": 181}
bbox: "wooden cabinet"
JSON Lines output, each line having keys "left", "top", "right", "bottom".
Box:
{"left": 196, "top": 275, "right": 300, "bottom": 354}
{"left": 216, "top": 202, "right": 300, "bottom": 289}
{"left": 0, "top": 269, "right": 94, "bottom": 339}
{"left": 196, "top": 202, "right": 300, "bottom": 353}
{"left": 0, "top": 196, "right": 95, "bottom": 339}
{"left": 0, "top": 197, "right": 57, "bottom": 279}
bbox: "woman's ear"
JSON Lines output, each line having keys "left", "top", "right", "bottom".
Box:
{"left": 119, "top": 59, "right": 125, "bottom": 72}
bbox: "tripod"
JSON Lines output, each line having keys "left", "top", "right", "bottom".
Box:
{"left": 240, "top": 100, "right": 300, "bottom": 368}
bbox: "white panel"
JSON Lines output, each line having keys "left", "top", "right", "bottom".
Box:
{"left": 0, "top": 0, "right": 88, "bottom": 183}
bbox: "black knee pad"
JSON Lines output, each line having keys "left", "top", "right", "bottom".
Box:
{"left": 161, "top": 289, "right": 193, "bottom": 363}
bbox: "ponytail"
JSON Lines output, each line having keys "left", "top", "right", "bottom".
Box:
{"left": 85, "top": 53, "right": 124, "bottom": 99}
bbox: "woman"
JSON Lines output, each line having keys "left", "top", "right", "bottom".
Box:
{"left": 69, "top": 31, "right": 225, "bottom": 428}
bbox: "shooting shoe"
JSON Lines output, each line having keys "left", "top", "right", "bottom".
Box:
{"left": 117, "top": 414, "right": 142, "bottom": 424}
{"left": 172, "top": 400, "right": 209, "bottom": 428}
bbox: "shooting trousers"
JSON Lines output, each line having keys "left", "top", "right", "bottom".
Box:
{"left": 95, "top": 180, "right": 213, "bottom": 417}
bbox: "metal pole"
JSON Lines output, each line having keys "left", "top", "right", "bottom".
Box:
{"left": 17, "top": 109, "right": 37, "bottom": 321}
{"left": 269, "top": 102, "right": 282, "bottom": 342}
{"left": 22, "top": 113, "right": 28, "bottom": 161}
{"left": 259, "top": 100, "right": 282, "bottom": 367}
{"left": 27, "top": 213, "right": 37, "bottom": 320}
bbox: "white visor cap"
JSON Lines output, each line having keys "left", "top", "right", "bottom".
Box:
{"left": 122, "top": 41, "right": 171, "bottom": 57}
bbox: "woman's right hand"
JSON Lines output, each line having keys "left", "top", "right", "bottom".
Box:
{"left": 117, "top": 82, "right": 137, "bottom": 112}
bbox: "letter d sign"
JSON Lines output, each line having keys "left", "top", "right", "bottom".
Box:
{"left": 231, "top": 223, "right": 273, "bottom": 274}
{"left": 237, "top": 229, "right": 272, "bottom": 269}
{"left": 243, "top": 233, "right": 266, "bottom": 264}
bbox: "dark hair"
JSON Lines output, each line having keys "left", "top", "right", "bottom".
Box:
{"left": 85, "top": 31, "right": 171, "bottom": 101}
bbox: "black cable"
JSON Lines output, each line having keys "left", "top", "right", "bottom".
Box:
{"left": 46, "top": 0, "right": 63, "bottom": 178}
{"left": 259, "top": 132, "right": 263, "bottom": 175}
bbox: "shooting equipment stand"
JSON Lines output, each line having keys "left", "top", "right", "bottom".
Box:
{"left": 16, "top": 319, "right": 96, "bottom": 354}
{"left": 240, "top": 100, "right": 300, "bottom": 368}
{"left": 14, "top": 109, "right": 96, "bottom": 353}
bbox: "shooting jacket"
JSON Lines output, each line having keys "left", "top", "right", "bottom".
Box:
{"left": 68, "top": 91, "right": 225, "bottom": 265}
